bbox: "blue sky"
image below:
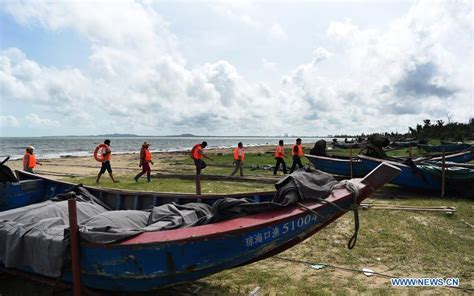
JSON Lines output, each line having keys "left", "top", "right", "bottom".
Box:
{"left": 0, "top": 0, "right": 472, "bottom": 137}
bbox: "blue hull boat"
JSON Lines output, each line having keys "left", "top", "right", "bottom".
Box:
{"left": 1, "top": 164, "right": 400, "bottom": 292}
{"left": 359, "top": 155, "right": 474, "bottom": 194}
{"left": 305, "top": 149, "right": 474, "bottom": 179}
{"left": 305, "top": 154, "right": 366, "bottom": 177}
{"left": 418, "top": 143, "right": 472, "bottom": 153}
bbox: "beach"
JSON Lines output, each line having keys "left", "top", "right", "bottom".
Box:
{"left": 6, "top": 143, "right": 317, "bottom": 179}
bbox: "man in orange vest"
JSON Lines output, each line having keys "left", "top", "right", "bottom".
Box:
{"left": 96, "top": 139, "right": 119, "bottom": 184}
{"left": 134, "top": 142, "right": 154, "bottom": 182}
{"left": 191, "top": 141, "right": 213, "bottom": 176}
{"left": 273, "top": 140, "right": 287, "bottom": 175}
{"left": 289, "top": 138, "right": 304, "bottom": 173}
{"left": 22, "top": 146, "right": 42, "bottom": 173}
{"left": 230, "top": 142, "right": 245, "bottom": 177}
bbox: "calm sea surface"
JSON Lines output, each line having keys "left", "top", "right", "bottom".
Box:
{"left": 0, "top": 136, "right": 329, "bottom": 160}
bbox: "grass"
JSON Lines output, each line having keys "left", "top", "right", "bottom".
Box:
{"left": 161, "top": 149, "right": 312, "bottom": 176}
{"left": 67, "top": 175, "right": 275, "bottom": 193}
{"left": 194, "top": 194, "right": 474, "bottom": 295}
{"left": 57, "top": 150, "right": 474, "bottom": 295}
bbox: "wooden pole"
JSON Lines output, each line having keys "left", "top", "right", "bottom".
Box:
{"left": 195, "top": 174, "right": 201, "bottom": 196}
{"left": 441, "top": 148, "right": 446, "bottom": 197}
{"left": 349, "top": 148, "right": 353, "bottom": 178}
{"left": 67, "top": 198, "right": 82, "bottom": 296}
{"left": 408, "top": 147, "right": 412, "bottom": 159}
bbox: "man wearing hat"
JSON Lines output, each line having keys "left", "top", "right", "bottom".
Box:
{"left": 23, "top": 146, "right": 42, "bottom": 173}
{"left": 134, "top": 142, "right": 154, "bottom": 182}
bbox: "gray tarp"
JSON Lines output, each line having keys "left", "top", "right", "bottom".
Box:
{"left": 0, "top": 168, "right": 338, "bottom": 278}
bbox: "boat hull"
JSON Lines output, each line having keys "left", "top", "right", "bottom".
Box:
{"left": 418, "top": 143, "right": 472, "bottom": 153}
{"left": 359, "top": 156, "right": 442, "bottom": 192}
{"left": 305, "top": 154, "right": 366, "bottom": 177}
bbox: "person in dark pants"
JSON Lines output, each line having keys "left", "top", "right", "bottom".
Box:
{"left": 134, "top": 142, "right": 154, "bottom": 182}
{"left": 230, "top": 142, "right": 245, "bottom": 177}
{"left": 191, "top": 141, "right": 213, "bottom": 175}
{"left": 290, "top": 138, "right": 304, "bottom": 173}
{"left": 96, "top": 139, "right": 119, "bottom": 184}
{"left": 273, "top": 140, "right": 287, "bottom": 175}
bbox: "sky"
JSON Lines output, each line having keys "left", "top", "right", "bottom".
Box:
{"left": 0, "top": 0, "right": 472, "bottom": 137}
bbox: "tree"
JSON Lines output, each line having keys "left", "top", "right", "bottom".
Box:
{"left": 423, "top": 119, "right": 431, "bottom": 128}
{"left": 436, "top": 119, "right": 444, "bottom": 127}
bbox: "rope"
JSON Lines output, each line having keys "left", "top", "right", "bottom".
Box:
{"left": 273, "top": 256, "right": 474, "bottom": 292}
{"left": 297, "top": 179, "right": 361, "bottom": 249}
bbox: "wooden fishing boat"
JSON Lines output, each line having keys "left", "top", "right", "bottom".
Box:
{"left": 305, "top": 154, "right": 366, "bottom": 178}
{"left": 389, "top": 140, "right": 418, "bottom": 148}
{"left": 305, "top": 149, "right": 474, "bottom": 179}
{"left": 1, "top": 164, "right": 400, "bottom": 292}
{"left": 417, "top": 143, "right": 472, "bottom": 153}
{"left": 359, "top": 155, "right": 474, "bottom": 194}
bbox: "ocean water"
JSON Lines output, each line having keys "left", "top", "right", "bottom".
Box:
{"left": 0, "top": 136, "right": 327, "bottom": 160}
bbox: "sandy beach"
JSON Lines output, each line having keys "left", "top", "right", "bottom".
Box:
{"left": 7, "top": 143, "right": 317, "bottom": 178}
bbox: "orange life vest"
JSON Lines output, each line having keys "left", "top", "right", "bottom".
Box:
{"left": 292, "top": 144, "right": 303, "bottom": 157}
{"left": 275, "top": 146, "right": 285, "bottom": 158}
{"left": 144, "top": 148, "right": 152, "bottom": 161}
{"left": 233, "top": 147, "right": 245, "bottom": 161}
{"left": 191, "top": 144, "right": 203, "bottom": 160}
{"left": 23, "top": 152, "right": 36, "bottom": 169}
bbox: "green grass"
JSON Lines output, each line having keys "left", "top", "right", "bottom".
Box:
{"left": 161, "top": 150, "right": 312, "bottom": 176}
{"left": 194, "top": 194, "right": 474, "bottom": 295}
{"left": 66, "top": 175, "right": 275, "bottom": 193}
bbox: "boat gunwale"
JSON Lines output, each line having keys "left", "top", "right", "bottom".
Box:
{"left": 304, "top": 154, "right": 362, "bottom": 163}
{"left": 15, "top": 170, "right": 276, "bottom": 199}
{"left": 110, "top": 181, "right": 366, "bottom": 247}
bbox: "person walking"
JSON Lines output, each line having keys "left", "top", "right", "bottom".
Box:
{"left": 190, "top": 141, "right": 213, "bottom": 176}
{"left": 95, "top": 139, "right": 119, "bottom": 184}
{"left": 22, "top": 146, "right": 42, "bottom": 173}
{"left": 230, "top": 142, "right": 245, "bottom": 177}
{"left": 134, "top": 142, "right": 154, "bottom": 182}
{"left": 290, "top": 138, "right": 304, "bottom": 173}
{"left": 273, "top": 140, "right": 287, "bottom": 175}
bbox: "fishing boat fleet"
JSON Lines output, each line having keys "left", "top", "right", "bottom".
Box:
{"left": 309, "top": 141, "right": 474, "bottom": 196}
{"left": 0, "top": 139, "right": 472, "bottom": 292}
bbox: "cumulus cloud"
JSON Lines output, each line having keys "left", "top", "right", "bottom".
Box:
{"left": 0, "top": 0, "right": 471, "bottom": 136}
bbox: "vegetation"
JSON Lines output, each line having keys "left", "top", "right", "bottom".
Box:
{"left": 405, "top": 119, "right": 474, "bottom": 141}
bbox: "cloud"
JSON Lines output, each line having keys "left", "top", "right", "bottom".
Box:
{"left": 1, "top": 0, "right": 471, "bottom": 136}
{"left": 269, "top": 23, "right": 287, "bottom": 40}
{"left": 393, "top": 62, "right": 456, "bottom": 98}
{"left": 25, "top": 113, "right": 61, "bottom": 128}
{"left": 0, "top": 115, "right": 20, "bottom": 128}
{"left": 262, "top": 58, "right": 278, "bottom": 71}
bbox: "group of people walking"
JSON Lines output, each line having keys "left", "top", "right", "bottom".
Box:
{"left": 22, "top": 138, "right": 307, "bottom": 183}
{"left": 190, "top": 138, "right": 305, "bottom": 177}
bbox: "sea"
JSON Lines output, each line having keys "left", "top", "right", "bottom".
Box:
{"left": 0, "top": 136, "right": 329, "bottom": 160}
